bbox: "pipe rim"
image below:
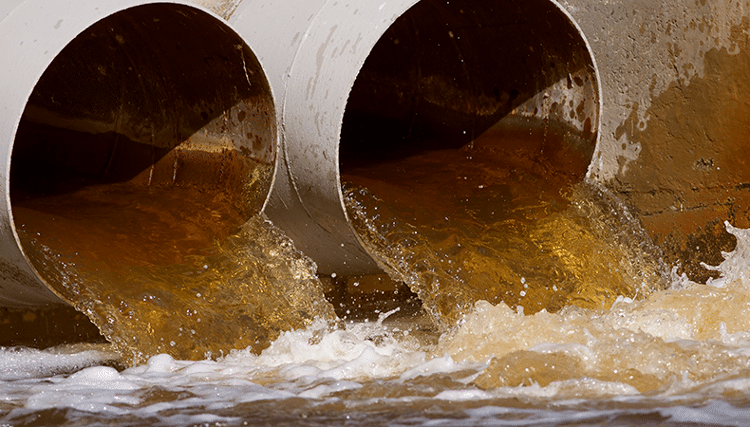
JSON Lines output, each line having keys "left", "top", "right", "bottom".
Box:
{"left": 278, "top": 0, "right": 603, "bottom": 275}
{"left": 0, "top": 0, "right": 278, "bottom": 307}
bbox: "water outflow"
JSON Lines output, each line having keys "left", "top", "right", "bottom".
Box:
{"left": 231, "top": 0, "right": 671, "bottom": 328}
{"left": 335, "top": 0, "right": 598, "bottom": 322}
{"left": 1, "top": 2, "right": 337, "bottom": 363}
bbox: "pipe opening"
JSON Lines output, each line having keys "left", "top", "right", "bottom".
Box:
{"left": 10, "top": 4, "right": 275, "bottom": 304}
{"left": 338, "top": 0, "right": 606, "bottom": 322}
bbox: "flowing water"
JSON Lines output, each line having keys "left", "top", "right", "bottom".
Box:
{"left": 12, "top": 188, "right": 336, "bottom": 365}
{"left": 5, "top": 133, "right": 750, "bottom": 425}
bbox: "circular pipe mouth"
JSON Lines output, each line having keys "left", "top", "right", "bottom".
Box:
{"left": 245, "top": 0, "right": 601, "bottom": 280}
{"left": 335, "top": 0, "right": 601, "bottom": 317}
{"left": 8, "top": 4, "right": 276, "bottom": 306}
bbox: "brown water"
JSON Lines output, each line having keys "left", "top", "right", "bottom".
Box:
{"left": 6, "top": 124, "right": 750, "bottom": 426}
{"left": 342, "top": 128, "right": 669, "bottom": 329}
{"left": 13, "top": 181, "right": 336, "bottom": 365}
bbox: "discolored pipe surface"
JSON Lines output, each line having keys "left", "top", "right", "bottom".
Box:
{"left": 0, "top": 1, "right": 276, "bottom": 308}
{"left": 232, "top": 0, "right": 600, "bottom": 276}
{"left": 559, "top": 0, "right": 750, "bottom": 282}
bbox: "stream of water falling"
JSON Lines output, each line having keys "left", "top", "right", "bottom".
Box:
{"left": 5, "top": 209, "right": 750, "bottom": 425}
{"left": 5, "top": 237, "right": 750, "bottom": 426}
{"left": 5, "top": 138, "right": 750, "bottom": 424}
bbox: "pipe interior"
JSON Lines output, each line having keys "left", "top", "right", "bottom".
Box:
{"left": 337, "top": 0, "right": 600, "bottom": 316}
{"left": 341, "top": 0, "right": 598, "bottom": 171}
{"left": 10, "top": 4, "right": 276, "bottom": 301}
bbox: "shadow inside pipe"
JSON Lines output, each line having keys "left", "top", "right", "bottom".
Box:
{"left": 11, "top": 4, "right": 275, "bottom": 271}
{"left": 12, "top": 4, "right": 274, "bottom": 203}
{"left": 340, "top": 0, "right": 597, "bottom": 171}
{"left": 8, "top": 4, "right": 278, "bottom": 355}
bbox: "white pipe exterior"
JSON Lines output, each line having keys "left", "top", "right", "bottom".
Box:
{"left": 231, "top": 0, "right": 399, "bottom": 276}
{"left": 231, "top": 0, "right": 601, "bottom": 276}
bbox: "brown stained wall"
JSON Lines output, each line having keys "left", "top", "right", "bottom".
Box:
{"left": 612, "top": 46, "right": 750, "bottom": 281}
{"left": 561, "top": 0, "right": 750, "bottom": 282}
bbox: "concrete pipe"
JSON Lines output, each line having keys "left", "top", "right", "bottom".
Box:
{"left": 231, "top": 0, "right": 600, "bottom": 276}
{"left": 0, "top": 1, "right": 276, "bottom": 308}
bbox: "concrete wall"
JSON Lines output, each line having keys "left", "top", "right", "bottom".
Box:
{"left": 565, "top": 0, "right": 750, "bottom": 280}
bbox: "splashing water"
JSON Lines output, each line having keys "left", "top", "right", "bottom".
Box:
{"left": 343, "top": 180, "right": 670, "bottom": 329}
{"left": 441, "top": 221, "right": 750, "bottom": 396}
{"left": 4, "top": 223, "right": 750, "bottom": 425}
{"left": 16, "top": 197, "right": 337, "bottom": 365}
{"left": 5, "top": 123, "right": 750, "bottom": 424}
{"left": 339, "top": 127, "right": 670, "bottom": 329}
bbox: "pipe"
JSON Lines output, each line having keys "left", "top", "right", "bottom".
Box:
{"left": 231, "top": 0, "right": 600, "bottom": 276}
{"left": 0, "top": 1, "right": 276, "bottom": 308}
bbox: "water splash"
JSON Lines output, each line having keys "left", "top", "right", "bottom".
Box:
{"left": 344, "top": 180, "right": 669, "bottom": 329}
{"left": 19, "top": 213, "right": 337, "bottom": 365}
{"left": 7, "top": 224, "right": 750, "bottom": 426}
{"left": 438, "top": 221, "right": 750, "bottom": 395}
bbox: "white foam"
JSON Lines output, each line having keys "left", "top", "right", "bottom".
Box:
{"left": 703, "top": 222, "right": 750, "bottom": 289}
{"left": 434, "top": 388, "right": 493, "bottom": 401}
{"left": 6, "top": 223, "right": 750, "bottom": 424}
{"left": 23, "top": 366, "right": 140, "bottom": 413}
{"left": 223, "top": 318, "right": 429, "bottom": 382}
{"left": 297, "top": 380, "right": 363, "bottom": 399}
{"left": 63, "top": 366, "right": 139, "bottom": 390}
{"left": 662, "top": 400, "right": 750, "bottom": 427}
{"left": 400, "top": 354, "right": 459, "bottom": 380}
{"left": 605, "top": 298, "right": 695, "bottom": 342}
{"left": 0, "top": 344, "right": 117, "bottom": 381}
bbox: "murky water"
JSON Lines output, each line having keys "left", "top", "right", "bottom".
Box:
{"left": 13, "top": 184, "right": 335, "bottom": 365}
{"left": 342, "top": 163, "right": 669, "bottom": 328}
{"left": 6, "top": 246, "right": 750, "bottom": 427}
{"left": 5, "top": 132, "right": 750, "bottom": 425}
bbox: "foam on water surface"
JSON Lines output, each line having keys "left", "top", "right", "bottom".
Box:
{"left": 0, "top": 344, "right": 118, "bottom": 381}
{"left": 5, "top": 228, "right": 750, "bottom": 425}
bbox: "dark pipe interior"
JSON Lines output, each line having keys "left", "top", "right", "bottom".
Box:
{"left": 340, "top": 0, "right": 598, "bottom": 172}
{"left": 10, "top": 4, "right": 276, "bottom": 302}
{"left": 12, "top": 4, "right": 274, "bottom": 206}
